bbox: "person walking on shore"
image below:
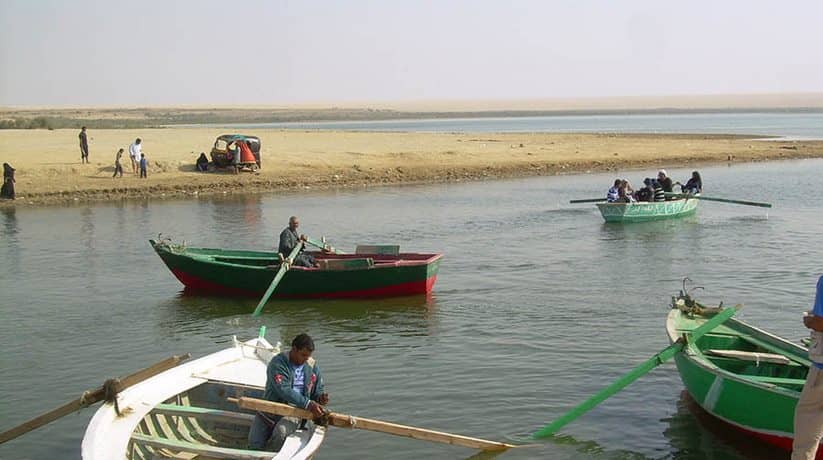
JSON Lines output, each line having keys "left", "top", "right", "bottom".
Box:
{"left": 79, "top": 127, "right": 89, "bottom": 164}
{"left": 791, "top": 275, "right": 823, "bottom": 459}
{"left": 129, "top": 138, "right": 142, "bottom": 174}
{"left": 113, "top": 148, "right": 124, "bottom": 178}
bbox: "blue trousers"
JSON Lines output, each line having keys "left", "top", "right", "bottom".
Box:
{"left": 248, "top": 413, "right": 300, "bottom": 450}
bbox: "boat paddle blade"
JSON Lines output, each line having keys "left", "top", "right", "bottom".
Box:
{"left": 232, "top": 397, "right": 517, "bottom": 451}
{"left": 531, "top": 305, "right": 740, "bottom": 439}
{"left": 251, "top": 242, "right": 303, "bottom": 316}
{"left": 569, "top": 198, "right": 607, "bottom": 204}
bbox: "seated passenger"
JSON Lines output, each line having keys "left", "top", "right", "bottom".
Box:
{"left": 616, "top": 184, "right": 635, "bottom": 203}
{"left": 679, "top": 171, "right": 702, "bottom": 194}
{"left": 606, "top": 179, "right": 621, "bottom": 202}
{"left": 652, "top": 179, "right": 665, "bottom": 202}
{"left": 634, "top": 178, "right": 654, "bottom": 202}
{"left": 657, "top": 169, "right": 674, "bottom": 199}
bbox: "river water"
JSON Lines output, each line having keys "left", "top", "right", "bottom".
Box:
{"left": 2, "top": 159, "right": 822, "bottom": 459}
{"left": 190, "top": 112, "right": 823, "bottom": 140}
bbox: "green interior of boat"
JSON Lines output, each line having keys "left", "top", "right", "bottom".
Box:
{"left": 127, "top": 381, "right": 291, "bottom": 460}
{"left": 695, "top": 332, "right": 808, "bottom": 390}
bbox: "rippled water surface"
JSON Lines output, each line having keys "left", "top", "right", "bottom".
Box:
{"left": 2, "top": 159, "right": 822, "bottom": 459}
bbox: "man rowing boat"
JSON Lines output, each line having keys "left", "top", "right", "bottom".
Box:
{"left": 279, "top": 216, "right": 318, "bottom": 267}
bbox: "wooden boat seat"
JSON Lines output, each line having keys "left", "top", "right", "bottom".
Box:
{"left": 131, "top": 433, "right": 277, "bottom": 460}
{"left": 706, "top": 349, "right": 792, "bottom": 365}
{"left": 355, "top": 245, "right": 399, "bottom": 256}
{"left": 152, "top": 404, "right": 255, "bottom": 426}
{"left": 742, "top": 375, "right": 807, "bottom": 387}
{"left": 318, "top": 258, "right": 374, "bottom": 271}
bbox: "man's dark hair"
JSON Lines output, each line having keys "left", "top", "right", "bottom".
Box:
{"left": 291, "top": 333, "right": 315, "bottom": 351}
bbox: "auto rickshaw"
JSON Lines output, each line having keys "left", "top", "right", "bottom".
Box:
{"left": 210, "top": 134, "right": 261, "bottom": 171}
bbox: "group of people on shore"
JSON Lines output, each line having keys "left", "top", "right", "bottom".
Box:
{"left": 77, "top": 128, "right": 148, "bottom": 179}
{"left": 606, "top": 170, "right": 702, "bottom": 203}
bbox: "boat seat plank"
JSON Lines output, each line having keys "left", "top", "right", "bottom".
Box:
{"left": 154, "top": 404, "right": 255, "bottom": 426}
{"left": 706, "top": 349, "right": 792, "bottom": 365}
{"left": 742, "top": 375, "right": 807, "bottom": 387}
{"left": 131, "top": 433, "right": 277, "bottom": 460}
{"left": 737, "top": 335, "right": 811, "bottom": 366}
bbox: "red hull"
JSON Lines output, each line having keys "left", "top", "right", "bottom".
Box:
{"left": 172, "top": 268, "right": 437, "bottom": 299}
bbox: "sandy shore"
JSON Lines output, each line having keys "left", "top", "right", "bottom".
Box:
{"left": 1, "top": 128, "right": 822, "bottom": 206}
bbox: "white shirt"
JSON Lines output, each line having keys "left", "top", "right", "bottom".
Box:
{"left": 129, "top": 142, "right": 142, "bottom": 161}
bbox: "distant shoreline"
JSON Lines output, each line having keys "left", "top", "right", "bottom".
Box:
{"left": 1, "top": 129, "right": 822, "bottom": 208}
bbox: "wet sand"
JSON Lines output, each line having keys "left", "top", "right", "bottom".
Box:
{"left": 1, "top": 128, "right": 821, "bottom": 206}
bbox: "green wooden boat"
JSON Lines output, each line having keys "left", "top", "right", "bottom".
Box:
{"left": 150, "top": 239, "right": 442, "bottom": 299}
{"left": 666, "top": 295, "right": 819, "bottom": 456}
{"left": 597, "top": 197, "right": 699, "bottom": 223}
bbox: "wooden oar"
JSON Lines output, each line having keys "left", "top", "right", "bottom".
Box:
{"left": 231, "top": 397, "right": 516, "bottom": 451}
{"left": 306, "top": 236, "right": 346, "bottom": 254}
{"left": 532, "top": 305, "right": 740, "bottom": 438}
{"left": 251, "top": 242, "right": 304, "bottom": 317}
{"left": 663, "top": 192, "right": 772, "bottom": 208}
{"left": 569, "top": 198, "right": 607, "bottom": 204}
{"left": 0, "top": 353, "right": 191, "bottom": 444}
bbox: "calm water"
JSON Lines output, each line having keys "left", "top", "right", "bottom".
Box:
{"left": 2, "top": 159, "right": 822, "bottom": 459}
{"left": 192, "top": 112, "right": 823, "bottom": 139}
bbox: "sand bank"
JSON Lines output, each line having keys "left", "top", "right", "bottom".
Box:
{"left": 0, "top": 128, "right": 821, "bottom": 206}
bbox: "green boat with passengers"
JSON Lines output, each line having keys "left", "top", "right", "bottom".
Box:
{"left": 666, "top": 293, "right": 818, "bottom": 455}
{"left": 596, "top": 196, "right": 700, "bottom": 223}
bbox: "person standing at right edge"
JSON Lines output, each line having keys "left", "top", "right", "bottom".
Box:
{"left": 792, "top": 275, "right": 823, "bottom": 459}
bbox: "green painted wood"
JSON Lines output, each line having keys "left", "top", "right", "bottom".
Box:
{"left": 532, "top": 306, "right": 739, "bottom": 439}
{"left": 668, "top": 305, "right": 815, "bottom": 449}
{"left": 130, "top": 433, "right": 277, "bottom": 460}
{"left": 569, "top": 198, "right": 607, "bottom": 203}
{"left": 252, "top": 243, "right": 303, "bottom": 316}
{"left": 306, "top": 237, "right": 347, "bottom": 254}
{"left": 596, "top": 198, "right": 699, "bottom": 223}
{"left": 152, "top": 404, "right": 255, "bottom": 425}
{"left": 663, "top": 192, "right": 772, "bottom": 208}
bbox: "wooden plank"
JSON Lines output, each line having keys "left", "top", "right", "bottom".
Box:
{"left": 743, "top": 375, "right": 807, "bottom": 387}
{"left": 232, "top": 397, "right": 514, "bottom": 451}
{"left": 0, "top": 353, "right": 191, "bottom": 445}
{"left": 153, "top": 404, "right": 255, "bottom": 426}
{"left": 706, "top": 349, "right": 792, "bottom": 365}
{"left": 131, "top": 433, "right": 277, "bottom": 460}
{"left": 355, "top": 245, "right": 400, "bottom": 256}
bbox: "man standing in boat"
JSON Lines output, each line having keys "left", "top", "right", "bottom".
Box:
{"left": 792, "top": 275, "right": 823, "bottom": 459}
{"left": 279, "top": 216, "right": 318, "bottom": 267}
{"left": 248, "top": 333, "right": 328, "bottom": 450}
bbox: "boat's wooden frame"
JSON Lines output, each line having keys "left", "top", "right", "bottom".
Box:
{"left": 666, "top": 303, "right": 821, "bottom": 455}
{"left": 82, "top": 337, "right": 325, "bottom": 460}
{"left": 597, "top": 197, "right": 699, "bottom": 223}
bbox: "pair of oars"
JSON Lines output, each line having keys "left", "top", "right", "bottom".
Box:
{"left": 0, "top": 354, "right": 191, "bottom": 445}
{"left": 570, "top": 194, "right": 772, "bottom": 208}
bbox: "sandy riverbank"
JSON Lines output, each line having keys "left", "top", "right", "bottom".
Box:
{"left": 1, "top": 128, "right": 822, "bottom": 206}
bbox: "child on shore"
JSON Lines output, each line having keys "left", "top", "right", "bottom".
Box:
{"left": 139, "top": 154, "right": 147, "bottom": 178}
{"left": 113, "top": 148, "right": 124, "bottom": 178}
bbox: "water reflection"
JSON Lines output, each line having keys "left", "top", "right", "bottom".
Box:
{"left": 661, "top": 391, "right": 786, "bottom": 460}
{"left": 0, "top": 207, "right": 21, "bottom": 276}
{"left": 154, "top": 291, "right": 440, "bottom": 347}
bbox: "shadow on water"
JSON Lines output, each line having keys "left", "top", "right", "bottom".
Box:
{"left": 660, "top": 390, "right": 788, "bottom": 460}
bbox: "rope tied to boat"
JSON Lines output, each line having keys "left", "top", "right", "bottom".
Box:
{"left": 102, "top": 378, "right": 121, "bottom": 416}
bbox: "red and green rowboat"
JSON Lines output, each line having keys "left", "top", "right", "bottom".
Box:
{"left": 667, "top": 300, "right": 821, "bottom": 457}
{"left": 150, "top": 240, "right": 441, "bottom": 299}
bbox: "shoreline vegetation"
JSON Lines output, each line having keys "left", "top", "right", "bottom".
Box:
{"left": 1, "top": 126, "right": 822, "bottom": 207}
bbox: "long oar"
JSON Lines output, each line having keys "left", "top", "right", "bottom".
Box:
{"left": 306, "top": 236, "right": 346, "bottom": 254}
{"left": 251, "top": 242, "right": 303, "bottom": 316}
{"left": 232, "top": 397, "right": 516, "bottom": 451}
{"left": 0, "top": 353, "right": 191, "bottom": 444}
{"left": 663, "top": 192, "right": 772, "bottom": 208}
{"left": 569, "top": 198, "right": 607, "bottom": 204}
{"left": 532, "top": 305, "right": 740, "bottom": 439}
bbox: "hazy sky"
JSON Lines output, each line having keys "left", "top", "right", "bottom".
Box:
{"left": 1, "top": 0, "right": 822, "bottom": 106}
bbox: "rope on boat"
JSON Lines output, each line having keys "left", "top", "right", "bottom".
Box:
{"left": 103, "top": 378, "right": 122, "bottom": 416}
